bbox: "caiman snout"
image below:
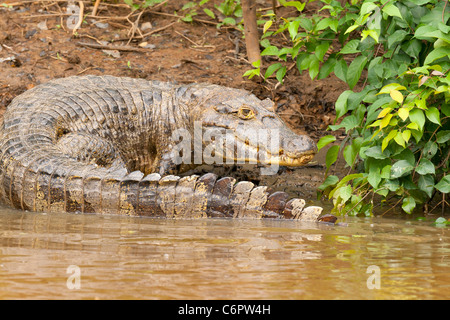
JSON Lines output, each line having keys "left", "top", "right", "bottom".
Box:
{"left": 278, "top": 134, "right": 317, "bottom": 166}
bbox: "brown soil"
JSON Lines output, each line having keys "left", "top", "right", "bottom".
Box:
{"left": 0, "top": 0, "right": 348, "bottom": 199}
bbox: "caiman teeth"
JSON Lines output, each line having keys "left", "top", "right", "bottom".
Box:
{"left": 263, "top": 152, "right": 315, "bottom": 166}
{"left": 226, "top": 136, "right": 316, "bottom": 166}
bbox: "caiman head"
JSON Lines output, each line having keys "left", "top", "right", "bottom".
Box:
{"left": 190, "top": 86, "right": 317, "bottom": 170}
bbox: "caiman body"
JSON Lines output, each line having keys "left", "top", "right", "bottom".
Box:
{"left": 0, "top": 75, "right": 325, "bottom": 221}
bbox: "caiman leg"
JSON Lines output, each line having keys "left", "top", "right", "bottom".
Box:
{"left": 55, "top": 132, "right": 126, "bottom": 169}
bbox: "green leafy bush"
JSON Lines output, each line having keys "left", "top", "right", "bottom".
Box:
{"left": 254, "top": 0, "right": 450, "bottom": 215}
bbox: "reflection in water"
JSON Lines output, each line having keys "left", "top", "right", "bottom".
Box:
{"left": 0, "top": 205, "right": 449, "bottom": 299}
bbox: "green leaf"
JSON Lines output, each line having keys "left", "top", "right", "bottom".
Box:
{"left": 316, "top": 17, "right": 338, "bottom": 32}
{"left": 382, "top": 129, "right": 397, "bottom": 151}
{"left": 288, "top": 20, "right": 300, "bottom": 40}
{"left": 222, "top": 17, "right": 236, "bottom": 25}
{"left": 338, "top": 185, "right": 352, "bottom": 203}
{"left": 424, "top": 47, "right": 450, "bottom": 65}
{"left": 299, "top": 18, "right": 313, "bottom": 31}
{"left": 343, "top": 137, "right": 362, "bottom": 167}
{"left": 345, "top": 24, "right": 360, "bottom": 34}
{"left": 308, "top": 57, "right": 320, "bottom": 80}
{"left": 347, "top": 56, "right": 367, "bottom": 89}
{"left": 328, "top": 115, "right": 359, "bottom": 132}
{"left": 443, "top": 104, "right": 450, "bottom": 117}
{"left": 416, "top": 159, "right": 436, "bottom": 175}
{"left": 264, "top": 63, "right": 282, "bottom": 79}
{"left": 251, "top": 59, "right": 261, "bottom": 68}
{"left": 297, "top": 53, "right": 313, "bottom": 72}
{"left": 334, "top": 90, "right": 353, "bottom": 119}
{"left": 385, "top": 178, "right": 400, "bottom": 192}
{"left": 242, "top": 68, "right": 259, "bottom": 79}
{"left": 318, "top": 56, "right": 336, "bottom": 79}
{"left": 336, "top": 174, "right": 365, "bottom": 188}
{"left": 415, "top": 25, "right": 438, "bottom": 39}
{"left": 379, "top": 83, "right": 407, "bottom": 95}
{"left": 315, "top": 42, "right": 330, "bottom": 62}
{"left": 402, "top": 130, "right": 411, "bottom": 143}
{"left": 325, "top": 145, "right": 340, "bottom": 171}
{"left": 318, "top": 175, "right": 339, "bottom": 191}
{"left": 402, "top": 196, "right": 416, "bottom": 214}
{"left": 380, "top": 113, "right": 393, "bottom": 129}
{"left": 203, "top": 8, "right": 215, "bottom": 19}
{"left": 334, "top": 59, "right": 348, "bottom": 83}
{"left": 276, "top": 66, "right": 287, "bottom": 83}
{"left": 261, "top": 45, "right": 279, "bottom": 56}
{"left": 402, "top": 39, "right": 422, "bottom": 58}
{"left": 407, "top": 122, "right": 419, "bottom": 130}
{"left": 364, "top": 146, "right": 390, "bottom": 160}
{"left": 393, "top": 131, "right": 406, "bottom": 148}
{"left": 361, "top": 30, "right": 379, "bottom": 43}
{"left": 360, "top": 2, "right": 378, "bottom": 16}
{"left": 423, "top": 141, "right": 438, "bottom": 159}
{"left": 394, "top": 148, "right": 415, "bottom": 166}
{"left": 263, "top": 20, "right": 273, "bottom": 34}
{"left": 382, "top": 3, "right": 403, "bottom": 20}
{"left": 388, "top": 29, "right": 408, "bottom": 48}
{"left": 435, "top": 176, "right": 450, "bottom": 193}
{"left": 368, "top": 169, "right": 381, "bottom": 188}
{"left": 339, "top": 40, "right": 360, "bottom": 54}
{"left": 425, "top": 107, "right": 441, "bottom": 125}
{"left": 390, "top": 160, "right": 414, "bottom": 178}
{"left": 279, "top": 0, "right": 305, "bottom": 12}
{"left": 409, "top": 109, "right": 425, "bottom": 131}
{"left": 317, "top": 135, "right": 336, "bottom": 151}
{"left": 418, "top": 174, "right": 434, "bottom": 198}
{"left": 381, "top": 165, "right": 391, "bottom": 179}
{"left": 436, "top": 130, "right": 450, "bottom": 143}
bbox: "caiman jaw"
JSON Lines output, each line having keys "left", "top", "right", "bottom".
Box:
{"left": 228, "top": 139, "right": 316, "bottom": 167}
{"left": 272, "top": 151, "right": 316, "bottom": 166}
{"left": 256, "top": 149, "right": 316, "bottom": 166}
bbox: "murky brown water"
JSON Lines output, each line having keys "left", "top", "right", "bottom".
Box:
{"left": 0, "top": 204, "right": 449, "bottom": 300}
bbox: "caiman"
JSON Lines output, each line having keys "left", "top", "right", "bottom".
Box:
{"left": 0, "top": 75, "right": 330, "bottom": 221}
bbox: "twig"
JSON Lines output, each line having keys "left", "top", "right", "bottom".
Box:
{"left": 76, "top": 42, "right": 146, "bottom": 52}
{"left": 127, "top": 8, "right": 146, "bottom": 45}
{"left": 49, "top": 54, "right": 68, "bottom": 62}
{"left": 175, "top": 30, "right": 200, "bottom": 46}
{"left": 77, "top": 65, "right": 96, "bottom": 75}
{"left": 26, "top": 13, "right": 137, "bottom": 20}
{"left": 381, "top": 197, "right": 403, "bottom": 216}
{"left": 76, "top": 33, "right": 104, "bottom": 45}
{"left": 72, "top": 1, "right": 84, "bottom": 35}
{"left": 443, "top": 0, "right": 448, "bottom": 23}
{"left": 92, "top": 0, "right": 101, "bottom": 16}
{"left": 139, "top": 21, "right": 176, "bottom": 38}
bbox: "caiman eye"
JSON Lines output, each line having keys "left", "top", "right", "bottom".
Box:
{"left": 238, "top": 106, "right": 256, "bottom": 120}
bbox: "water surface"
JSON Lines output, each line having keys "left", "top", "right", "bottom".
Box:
{"left": 0, "top": 205, "right": 449, "bottom": 299}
